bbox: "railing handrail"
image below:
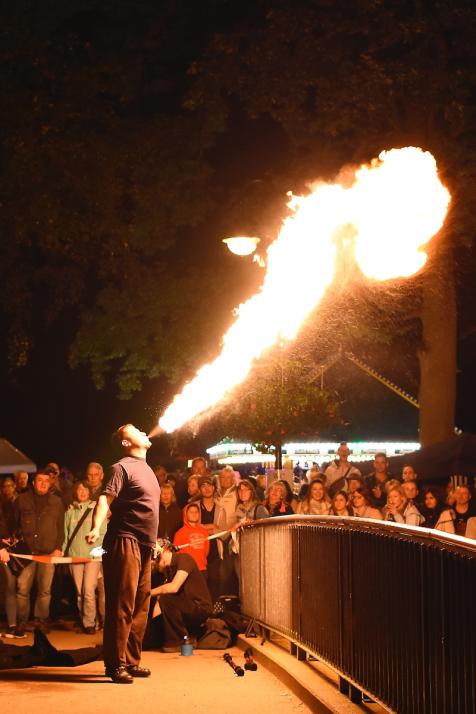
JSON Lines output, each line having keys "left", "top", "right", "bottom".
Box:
{"left": 244, "top": 513, "right": 476, "bottom": 553}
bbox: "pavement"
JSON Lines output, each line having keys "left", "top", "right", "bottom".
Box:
{"left": 0, "top": 625, "right": 384, "bottom": 714}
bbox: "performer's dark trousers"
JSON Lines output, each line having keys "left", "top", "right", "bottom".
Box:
{"left": 159, "top": 592, "right": 210, "bottom": 645}
{"left": 102, "top": 536, "right": 152, "bottom": 669}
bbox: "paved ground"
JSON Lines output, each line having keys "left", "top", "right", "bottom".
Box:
{"left": 0, "top": 628, "right": 312, "bottom": 714}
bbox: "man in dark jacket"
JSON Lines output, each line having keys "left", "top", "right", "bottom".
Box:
{"left": 14, "top": 470, "right": 64, "bottom": 636}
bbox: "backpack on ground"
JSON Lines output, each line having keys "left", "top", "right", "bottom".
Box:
{"left": 197, "top": 618, "right": 233, "bottom": 649}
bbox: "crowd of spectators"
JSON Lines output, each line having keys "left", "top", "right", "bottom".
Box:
{"left": 0, "top": 463, "right": 106, "bottom": 639}
{"left": 1, "top": 443, "right": 475, "bottom": 643}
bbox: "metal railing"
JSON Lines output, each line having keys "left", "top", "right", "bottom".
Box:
{"left": 239, "top": 516, "right": 476, "bottom": 714}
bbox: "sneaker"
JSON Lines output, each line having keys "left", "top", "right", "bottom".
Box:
{"left": 84, "top": 626, "right": 96, "bottom": 635}
{"left": 13, "top": 624, "right": 27, "bottom": 639}
{"left": 2, "top": 626, "right": 17, "bottom": 639}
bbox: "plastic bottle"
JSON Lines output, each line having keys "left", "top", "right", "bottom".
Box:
{"left": 181, "top": 635, "right": 194, "bottom": 656}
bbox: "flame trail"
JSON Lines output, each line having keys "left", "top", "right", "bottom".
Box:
{"left": 157, "top": 147, "right": 450, "bottom": 434}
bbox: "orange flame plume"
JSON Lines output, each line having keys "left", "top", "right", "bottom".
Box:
{"left": 154, "top": 147, "right": 450, "bottom": 435}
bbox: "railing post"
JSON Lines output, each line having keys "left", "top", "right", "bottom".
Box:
{"left": 339, "top": 677, "right": 349, "bottom": 695}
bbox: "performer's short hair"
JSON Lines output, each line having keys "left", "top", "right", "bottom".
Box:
{"left": 111, "top": 423, "right": 133, "bottom": 446}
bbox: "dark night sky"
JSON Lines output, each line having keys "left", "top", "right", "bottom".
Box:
{"left": 1, "top": 1, "right": 475, "bottom": 474}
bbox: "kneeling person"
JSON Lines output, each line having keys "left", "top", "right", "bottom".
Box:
{"left": 151, "top": 541, "right": 212, "bottom": 652}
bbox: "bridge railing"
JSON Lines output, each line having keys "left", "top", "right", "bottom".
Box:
{"left": 239, "top": 516, "right": 476, "bottom": 714}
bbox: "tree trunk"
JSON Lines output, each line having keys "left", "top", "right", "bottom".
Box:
{"left": 418, "top": 247, "right": 456, "bottom": 446}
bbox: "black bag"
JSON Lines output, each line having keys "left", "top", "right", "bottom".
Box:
{"left": 220, "top": 609, "right": 249, "bottom": 635}
{"left": 212, "top": 594, "right": 241, "bottom": 615}
{"left": 197, "top": 618, "right": 232, "bottom": 649}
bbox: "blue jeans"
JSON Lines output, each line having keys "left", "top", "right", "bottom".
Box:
{"left": 16, "top": 561, "right": 55, "bottom": 623}
{"left": 70, "top": 561, "right": 101, "bottom": 628}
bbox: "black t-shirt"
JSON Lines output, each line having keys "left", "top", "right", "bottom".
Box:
{"left": 199, "top": 501, "right": 218, "bottom": 560}
{"left": 169, "top": 552, "right": 212, "bottom": 611}
{"left": 103, "top": 456, "right": 160, "bottom": 549}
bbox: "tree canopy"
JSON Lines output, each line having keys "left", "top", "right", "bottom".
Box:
{"left": 1, "top": 0, "right": 476, "bottom": 450}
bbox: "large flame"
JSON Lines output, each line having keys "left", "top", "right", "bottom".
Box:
{"left": 157, "top": 147, "right": 450, "bottom": 434}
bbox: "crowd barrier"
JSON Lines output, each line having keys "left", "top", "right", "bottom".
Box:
{"left": 239, "top": 516, "right": 476, "bottom": 714}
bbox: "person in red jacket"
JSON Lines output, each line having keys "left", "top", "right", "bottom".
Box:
{"left": 173, "top": 503, "right": 209, "bottom": 574}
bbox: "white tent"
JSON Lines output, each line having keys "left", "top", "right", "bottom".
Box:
{"left": 0, "top": 438, "right": 36, "bottom": 474}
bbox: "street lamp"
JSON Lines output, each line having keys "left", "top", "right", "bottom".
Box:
{"left": 222, "top": 236, "right": 260, "bottom": 256}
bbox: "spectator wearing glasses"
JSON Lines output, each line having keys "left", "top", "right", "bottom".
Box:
{"left": 350, "top": 488, "right": 383, "bottom": 520}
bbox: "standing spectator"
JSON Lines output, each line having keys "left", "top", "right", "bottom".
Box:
{"left": 0, "top": 480, "right": 21, "bottom": 638}
{"left": 331, "top": 490, "right": 353, "bottom": 516}
{"left": 63, "top": 481, "right": 105, "bottom": 634}
{"left": 217, "top": 467, "right": 238, "bottom": 524}
{"left": 190, "top": 456, "right": 208, "bottom": 477}
{"left": 324, "top": 442, "right": 362, "bottom": 497}
{"left": 264, "top": 482, "right": 294, "bottom": 517}
{"left": 420, "top": 487, "right": 455, "bottom": 533}
{"left": 197, "top": 475, "right": 226, "bottom": 602}
{"left": 346, "top": 474, "right": 366, "bottom": 495}
{"left": 451, "top": 484, "right": 474, "bottom": 537}
{"left": 350, "top": 488, "right": 383, "bottom": 519}
{"left": 275, "top": 479, "right": 298, "bottom": 512}
{"left": 1, "top": 477, "right": 17, "bottom": 520}
{"left": 157, "top": 483, "right": 182, "bottom": 541}
{"left": 402, "top": 480, "right": 422, "bottom": 509}
{"left": 297, "top": 479, "right": 331, "bottom": 515}
{"left": 216, "top": 466, "right": 239, "bottom": 596}
{"left": 173, "top": 503, "right": 209, "bottom": 574}
{"left": 175, "top": 456, "right": 209, "bottom": 509}
{"left": 14, "top": 470, "right": 65, "bottom": 636}
{"left": 187, "top": 475, "right": 200, "bottom": 502}
{"left": 85, "top": 462, "right": 104, "bottom": 501}
{"left": 87, "top": 423, "right": 160, "bottom": 684}
{"left": 231, "top": 480, "right": 269, "bottom": 581}
{"left": 84, "top": 462, "right": 105, "bottom": 628}
{"left": 46, "top": 462, "right": 73, "bottom": 508}
{"left": 365, "top": 453, "right": 391, "bottom": 508}
{"left": 153, "top": 465, "right": 168, "bottom": 488}
{"left": 401, "top": 464, "right": 417, "bottom": 482}
{"left": 233, "top": 480, "right": 269, "bottom": 524}
{"left": 382, "top": 485, "right": 423, "bottom": 526}
{"left": 14, "top": 470, "right": 30, "bottom": 494}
